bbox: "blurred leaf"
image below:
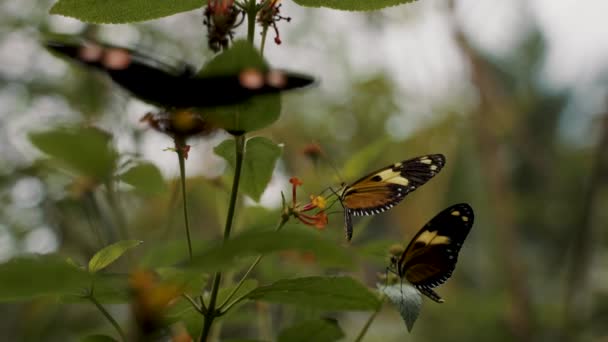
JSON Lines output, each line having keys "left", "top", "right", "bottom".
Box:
{"left": 139, "top": 240, "right": 207, "bottom": 268}
{"left": 215, "top": 137, "right": 282, "bottom": 201}
{"left": 380, "top": 284, "right": 422, "bottom": 332}
{"left": 188, "top": 227, "right": 353, "bottom": 271}
{"left": 247, "top": 276, "right": 379, "bottom": 311}
{"left": 292, "top": 0, "right": 417, "bottom": 11}
{"left": 198, "top": 41, "right": 280, "bottom": 133}
{"left": 341, "top": 137, "right": 391, "bottom": 182}
{"left": 0, "top": 255, "right": 91, "bottom": 301}
{"left": 356, "top": 239, "right": 395, "bottom": 265}
{"left": 61, "top": 273, "right": 130, "bottom": 304}
{"left": 156, "top": 267, "right": 209, "bottom": 294}
{"left": 88, "top": 240, "right": 142, "bottom": 273}
{"left": 29, "top": 126, "right": 117, "bottom": 181}
{"left": 278, "top": 318, "right": 344, "bottom": 342}
{"left": 50, "top": 0, "right": 203, "bottom": 23}
{"left": 80, "top": 335, "right": 118, "bottom": 342}
{"left": 119, "top": 162, "right": 166, "bottom": 195}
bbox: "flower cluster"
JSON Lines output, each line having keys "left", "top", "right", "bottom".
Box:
{"left": 258, "top": 0, "right": 291, "bottom": 45}
{"left": 286, "top": 177, "right": 328, "bottom": 229}
{"left": 204, "top": 0, "right": 245, "bottom": 52}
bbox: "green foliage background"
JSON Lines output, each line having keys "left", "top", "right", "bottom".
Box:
{"left": 0, "top": 0, "right": 607, "bottom": 341}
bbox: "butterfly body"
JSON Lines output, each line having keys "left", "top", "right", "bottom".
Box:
{"left": 340, "top": 154, "right": 446, "bottom": 241}
{"left": 44, "top": 38, "right": 315, "bottom": 109}
{"left": 391, "top": 203, "right": 474, "bottom": 303}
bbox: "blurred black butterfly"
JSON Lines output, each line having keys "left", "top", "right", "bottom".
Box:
{"left": 44, "top": 37, "right": 315, "bottom": 109}
{"left": 389, "top": 203, "right": 474, "bottom": 302}
{"left": 339, "top": 154, "right": 445, "bottom": 241}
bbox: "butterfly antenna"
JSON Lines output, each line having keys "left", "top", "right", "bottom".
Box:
{"left": 323, "top": 154, "right": 345, "bottom": 185}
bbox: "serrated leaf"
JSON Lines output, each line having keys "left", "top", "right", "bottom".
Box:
{"left": 247, "top": 276, "right": 379, "bottom": 311}
{"left": 188, "top": 227, "right": 353, "bottom": 271}
{"left": 0, "top": 256, "right": 91, "bottom": 301}
{"left": 88, "top": 240, "right": 142, "bottom": 273}
{"left": 80, "top": 334, "right": 119, "bottom": 342}
{"left": 379, "top": 283, "right": 422, "bottom": 332}
{"left": 215, "top": 137, "right": 282, "bottom": 201}
{"left": 119, "top": 162, "right": 166, "bottom": 195}
{"left": 198, "top": 41, "right": 280, "bottom": 133}
{"left": 292, "top": 0, "right": 418, "bottom": 11}
{"left": 278, "top": 318, "right": 344, "bottom": 342}
{"left": 50, "top": 0, "right": 204, "bottom": 24}
{"left": 29, "top": 126, "right": 117, "bottom": 181}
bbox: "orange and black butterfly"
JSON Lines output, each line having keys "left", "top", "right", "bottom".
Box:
{"left": 339, "top": 154, "right": 445, "bottom": 241}
{"left": 390, "top": 203, "right": 474, "bottom": 302}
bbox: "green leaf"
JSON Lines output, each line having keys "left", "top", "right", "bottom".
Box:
{"left": 0, "top": 255, "right": 91, "bottom": 301}
{"left": 29, "top": 126, "right": 117, "bottom": 181}
{"left": 188, "top": 227, "right": 353, "bottom": 271}
{"left": 80, "top": 334, "right": 119, "bottom": 342}
{"left": 278, "top": 318, "right": 344, "bottom": 342}
{"left": 156, "top": 267, "right": 209, "bottom": 294}
{"left": 88, "top": 240, "right": 143, "bottom": 273}
{"left": 49, "top": 0, "right": 203, "bottom": 24}
{"left": 198, "top": 41, "right": 281, "bottom": 133}
{"left": 292, "top": 0, "right": 418, "bottom": 11}
{"left": 119, "top": 162, "right": 166, "bottom": 195}
{"left": 215, "top": 137, "right": 282, "bottom": 201}
{"left": 247, "top": 276, "right": 380, "bottom": 311}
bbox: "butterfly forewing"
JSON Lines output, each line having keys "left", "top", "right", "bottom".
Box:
{"left": 398, "top": 203, "right": 474, "bottom": 302}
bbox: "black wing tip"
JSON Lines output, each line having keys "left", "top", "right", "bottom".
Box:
{"left": 278, "top": 70, "right": 317, "bottom": 90}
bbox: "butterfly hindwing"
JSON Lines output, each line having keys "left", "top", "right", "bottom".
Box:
{"left": 397, "top": 203, "right": 474, "bottom": 302}
{"left": 340, "top": 154, "right": 445, "bottom": 241}
{"left": 45, "top": 38, "right": 315, "bottom": 108}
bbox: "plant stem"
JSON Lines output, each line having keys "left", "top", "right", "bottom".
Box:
{"left": 175, "top": 137, "right": 193, "bottom": 260}
{"left": 218, "top": 216, "right": 288, "bottom": 312}
{"left": 354, "top": 296, "right": 385, "bottom": 342}
{"left": 200, "top": 134, "right": 247, "bottom": 342}
{"left": 89, "top": 294, "right": 127, "bottom": 342}
{"left": 246, "top": 0, "right": 257, "bottom": 43}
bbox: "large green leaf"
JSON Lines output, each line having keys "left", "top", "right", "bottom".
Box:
{"left": 188, "top": 227, "right": 353, "bottom": 271}
{"left": 247, "top": 276, "right": 379, "bottom": 311}
{"left": 0, "top": 256, "right": 91, "bottom": 301}
{"left": 119, "top": 162, "right": 167, "bottom": 195}
{"left": 49, "top": 0, "right": 203, "bottom": 24}
{"left": 215, "top": 136, "right": 282, "bottom": 202}
{"left": 292, "top": 0, "right": 418, "bottom": 11}
{"left": 278, "top": 318, "right": 344, "bottom": 342}
{"left": 198, "top": 41, "right": 281, "bottom": 133}
{"left": 29, "top": 126, "right": 117, "bottom": 181}
{"left": 88, "top": 240, "right": 143, "bottom": 273}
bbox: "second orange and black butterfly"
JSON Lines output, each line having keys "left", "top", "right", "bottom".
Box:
{"left": 339, "top": 154, "right": 445, "bottom": 241}
{"left": 389, "top": 203, "right": 474, "bottom": 303}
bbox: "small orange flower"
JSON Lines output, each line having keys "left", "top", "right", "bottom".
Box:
{"left": 287, "top": 177, "right": 328, "bottom": 229}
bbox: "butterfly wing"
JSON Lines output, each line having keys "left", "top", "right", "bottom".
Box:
{"left": 340, "top": 154, "right": 445, "bottom": 241}
{"left": 45, "top": 38, "right": 315, "bottom": 108}
{"left": 398, "top": 203, "right": 474, "bottom": 303}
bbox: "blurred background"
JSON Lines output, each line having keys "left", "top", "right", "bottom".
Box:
{"left": 1, "top": 0, "right": 608, "bottom": 341}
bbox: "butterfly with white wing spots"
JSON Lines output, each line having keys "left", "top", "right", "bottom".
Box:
{"left": 389, "top": 203, "right": 474, "bottom": 303}
{"left": 338, "top": 154, "right": 445, "bottom": 241}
